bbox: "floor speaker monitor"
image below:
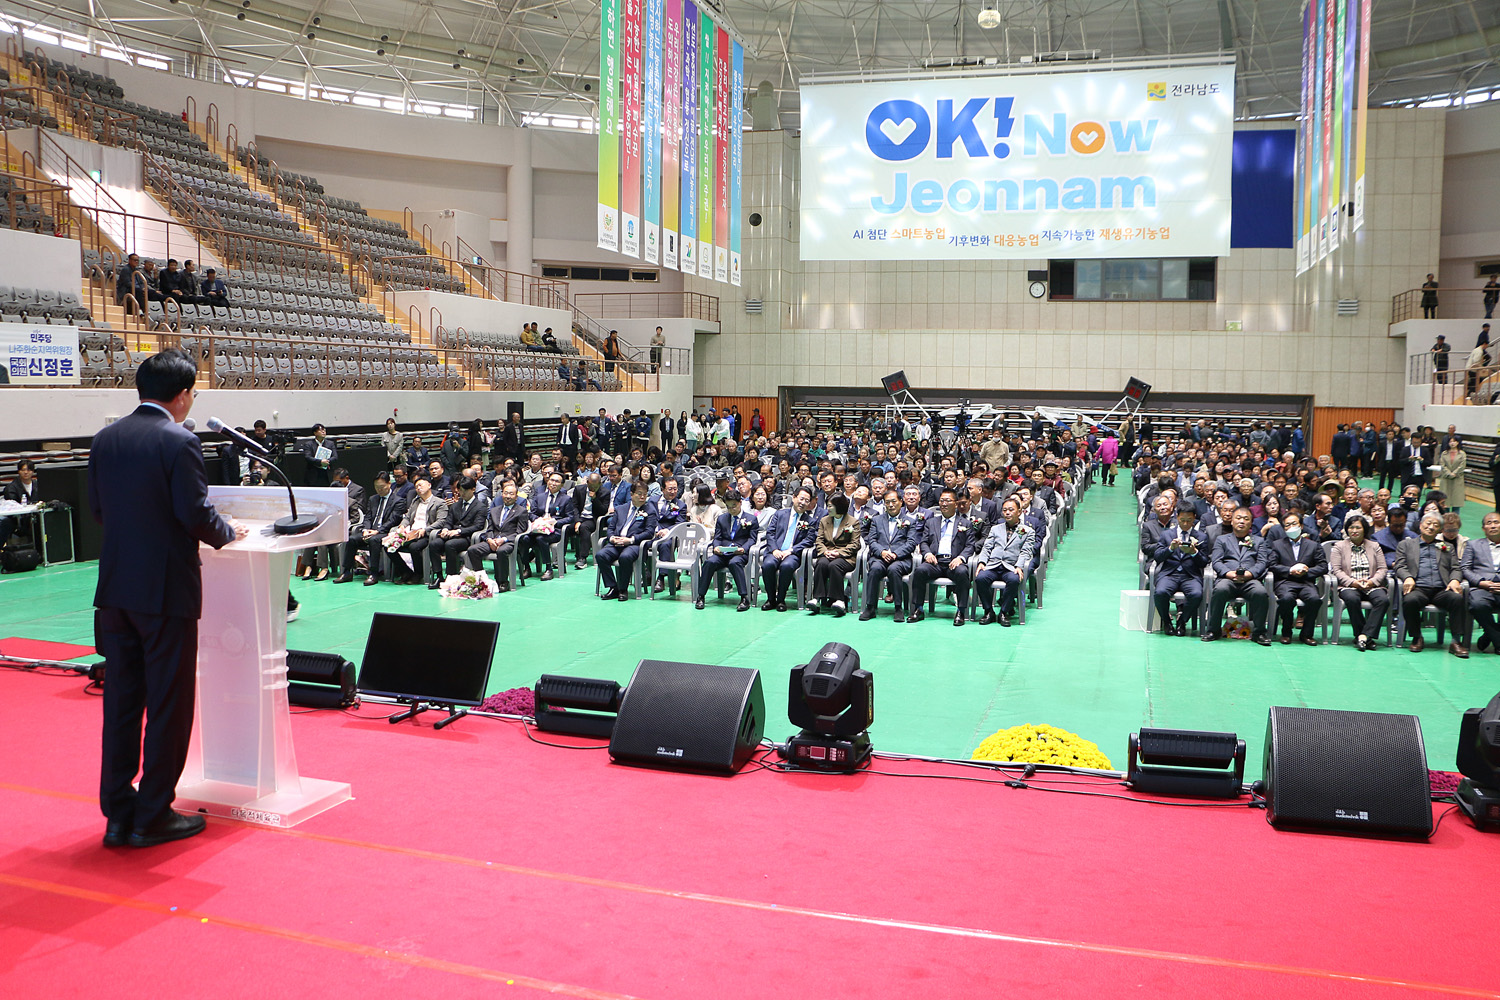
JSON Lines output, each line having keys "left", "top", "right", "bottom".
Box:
{"left": 609, "top": 660, "right": 764, "bottom": 774}
{"left": 1263, "top": 706, "right": 1433, "bottom": 838}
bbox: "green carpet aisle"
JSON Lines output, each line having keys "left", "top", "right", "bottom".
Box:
{"left": 3, "top": 482, "right": 1495, "bottom": 771}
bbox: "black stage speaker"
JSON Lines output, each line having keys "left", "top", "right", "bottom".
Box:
{"left": 287, "top": 649, "right": 358, "bottom": 709}
{"left": 1262, "top": 706, "right": 1433, "bottom": 838}
{"left": 609, "top": 660, "right": 764, "bottom": 774}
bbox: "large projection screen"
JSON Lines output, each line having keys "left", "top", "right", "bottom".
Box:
{"left": 799, "top": 62, "right": 1235, "bottom": 261}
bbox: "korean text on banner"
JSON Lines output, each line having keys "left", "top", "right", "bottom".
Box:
{"left": 641, "top": 0, "right": 664, "bottom": 264}
{"left": 713, "top": 25, "right": 731, "bottom": 283}
{"left": 799, "top": 65, "right": 1234, "bottom": 261}
{"left": 3, "top": 325, "right": 79, "bottom": 385}
{"left": 662, "top": 0, "right": 683, "bottom": 269}
{"left": 697, "top": 7, "right": 715, "bottom": 278}
{"left": 1352, "top": 0, "right": 1370, "bottom": 230}
{"left": 729, "top": 40, "right": 743, "bottom": 286}
{"left": 597, "top": 0, "right": 620, "bottom": 251}
{"left": 620, "top": 0, "right": 643, "bottom": 257}
{"left": 680, "top": 1, "right": 699, "bottom": 274}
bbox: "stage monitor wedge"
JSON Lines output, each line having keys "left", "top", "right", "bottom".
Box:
{"left": 357, "top": 613, "right": 498, "bottom": 708}
{"left": 1263, "top": 706, "right": 1433, "bottom": 838}
{"left": 609, "top": 660, "right": 764, "bottom": 774}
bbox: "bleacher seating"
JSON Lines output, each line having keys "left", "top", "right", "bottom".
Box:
{"left": 0, "top": 285, "right": 93, "bottom": 324}
{"left": 0, "top": 175, "right": 57, "bottom": 234}
{"left": 430, "top": 325, "right": 623, "bottom": 392}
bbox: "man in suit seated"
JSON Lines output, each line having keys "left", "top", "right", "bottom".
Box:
{"left": 648, "top": 476, "right": 690, "bottom": 591}
{"left": 1394, "top": 512, "right": 1469, "bottom": 657}
{"left": 1268, "top": 511, "right": 1328, "bottom": 645}
{"left": 334, "top": 472, "right": 406, "bottom": 584}
{"left": 694, "top": 490, "right": 758, "bottom": 611}
{"left": 1203, "top": 507, "right": 1272, "bottom": 645}
{"left": 520, "top": 471, "right": 575, "bottom": 580}
{"left": 597, "top": 483, "right": 659, "bottom": 601}
{"left": 0, "top": 458, "right": 38, "bottom": 549}
{"left": 1151, "top": 502, "right": 1209, "bottom": 637}
{"left": 759, "top": 486, "right": 815, "bottom": 611}
{"left": 909, "top": 488, "right": 975, "bottom": 626}
{"left": 973, "top": 496, "right": 1037, "bottom": 627}
{"left": 1372, "top": 506, "right": 1417, "bottom": 570}
{"left": 1463, "top": 511, "right": 1500, "bottom": 653}
{"left": 1140, "top": 493, "right": 1176, "bottom": 555}
{"left": 463, "top": 481, "right": 530, "bottom": 591}
{"left": 429, "top": 476, "right": 487, "bottom": 587}
{"left": 859, "top": 490, "right": 916, "bottom": 622}
{"left": 571, "top": 471, "right": 613, "bottom": 570}
{"left": 198, "top": 268, "right": 229, "bottom": 309}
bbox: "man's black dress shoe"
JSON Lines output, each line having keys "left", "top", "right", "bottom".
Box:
{"left": 908, "top": 609, "right": 925, "bottom": 623}
{"left": 103, "top": 818, "right": 132, "bottom": 848}
{"left": 858, "top": 610, "right": 876, "bottom": 622}
{"left": 776, "top": 602, "right": 788, "bottom": 612}
{"left": 1252, "top": 631, "right": 1272, "bottom": 646}
{"left": 694, "top": 598, "right": 705, "bottom": 610}
{"left": 601, "top": 589, "right": 619, "bottom": 600}
{"left": 976, "top": 611, "right": 996, "bottom": 626}
{"left": 953, "top": 612, "right": 965, "bottom": 627}
{"left": 760, "top": 600, "right": 776, "bottom": 611}
{"left": 1201, "top": 629, "right": 1221, "bottom": 642}
{"left": 617, "top": 591, "right": 629, "bottom": 602}
{"left": 128, "top": 812, "right": 206, "bottom": 848}
{"left": 998, "top": 613, "right": 1012, "bottom": 627}
{"left": 363, "top": 575, "right": 381, "bottom": 586}
{"left": 736, "top": 598, "right": 751, "bottom": 612}
{"left": 427, "top": 580, "right": 441, "bottom": 590}
{"left": 332, "top": 573, "right": 353, "bottom": 584}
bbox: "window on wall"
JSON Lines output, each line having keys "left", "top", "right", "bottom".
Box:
{"left": 1049, "top": 258, "right": 1217, "bottom": 301}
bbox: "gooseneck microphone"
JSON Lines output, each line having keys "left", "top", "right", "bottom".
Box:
{"left": 182, "top": 417, "right": 196, "bottom": 432}
{"left": 205, "top": 417, "right": 318, "bottom": 535}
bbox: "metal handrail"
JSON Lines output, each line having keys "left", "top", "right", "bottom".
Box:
{"left": 571, "top": 291, "right": 720, "bottom": 322}
{"left": 1392, "top": 286, "right": 1500, "bottom": 323}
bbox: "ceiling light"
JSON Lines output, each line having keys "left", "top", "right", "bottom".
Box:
{"left": 977, "top": 2, "right": 1001, "bottom": 29}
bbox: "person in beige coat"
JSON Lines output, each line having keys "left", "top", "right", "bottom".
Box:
{"left": 1437, "top": 440, "right": 1467, "bottom": 510}
{"left": 1329, "top": 514, "right": 1389, "bottom": 651}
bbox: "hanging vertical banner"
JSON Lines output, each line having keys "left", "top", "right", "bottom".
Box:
{"left": 661, "top": 0, "right": 682, "bottom": 269}
{"left": 713, "top": 26, "right": 730, "bottom": 283}
{"left": 1327, "top": 0, "right": 1345, "bottom": 253}
{"left": 640, "top": 0, "right": 663, "bottom": 264}
{"left": 620, "top": 0, "right": 643, "bottom": 257}
{"left": 1353, "top": 0, "right": 1370, "bottom": 230}
{"left": 697, "top": 8, "right": 715, "bottom": 279}
{"left": 680, "top": 2, "right": 699, "bottom": 275}
{"left": 1339, "top": 0, "right": 1357, "bottom": 227}
{"left": 729, "top": 40, "right": 743, "bottom": 287}
{"left": 1318, "top": 0, "right": 1334, "bottom": 259}
{"left": 597, "top": 0, "right": 620, "bottom": 251}
{"left": 1294, "top": 0, "right": 1311, "bottom": 273}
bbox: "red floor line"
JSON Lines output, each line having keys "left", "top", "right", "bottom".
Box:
{"left": 0, "top": 871, "right": 646, "bottom": 1000}
{"left": 5, "top": 781, "right": 1496, "bottom": 999}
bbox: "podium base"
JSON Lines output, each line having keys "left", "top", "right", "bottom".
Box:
{"left": 175, "top": 776, "right": 352, "bottom": 828}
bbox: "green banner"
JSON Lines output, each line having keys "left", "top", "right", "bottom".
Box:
{"left": 597, "top": 0, "right": 621, "bottom": 250}
{"left": 697, "top": 8, "right": 714, "bottom": 276}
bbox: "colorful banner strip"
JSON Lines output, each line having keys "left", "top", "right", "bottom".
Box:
{"left": 597, "top": 0, "right": 620, "bottom": 251}
{"left": 621, "top": 0, "right": 643, "bottom": 257}
{"left": 680, "top": 1, "right": 699, "bottom": 275}
{"left": 661, "top": 0, "right": 682, "bottom": 269}
{"left": 697, "top": 7, "right": 715, "bottom": 279}
{"left": 729, "top": 40, "right": 743, "bottom": 287}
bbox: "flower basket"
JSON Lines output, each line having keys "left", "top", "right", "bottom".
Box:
{"left": 972, "top": 723, "right": 1113, "bottom": 770}
{"left": 439, "top": 568, "right": 498, "bottom": 600}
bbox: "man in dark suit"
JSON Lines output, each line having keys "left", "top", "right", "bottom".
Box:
{"left": 1151, "top": 503, "right": 1209, "bottom": 637}
{"left": 1268, "top": 512, "right": 1328, "bottom": 645}
{"left": 695, "top": 490, "right": 759, "bottom": 611}
{"left": 859, "top": 491, "right": 915, "bottom": 622}
{"left": 1203, "top": 507, "right": 1271, "bottom": 645}
{"left": 572, "top": 471, "right": 614, "bottom": 569}
{"left": 0, "top": 458, "right": 38, "bottom": 548}
{"left": 520, "top": 471, "right": 575, "bottom": 580}
{"left": 1139, "top": 493, "right": 1177, "bottom": 555}
{"left": 298, "top": 424, "right": 336, "bottom": 487}
{"left": 1462, "top": 511, "right": 1500, "bottom": 652}
{"left": 429, "top": 476, "right": 487, "bottom": 586}
{"left": 88, "top": 348, "right": 247, "bottom": 848}
{"left": 1394, "top": 512, "right": 1469, "bottom": 656}
{"left": 555, "top": 414, "right": 582, "bottom": 467}
{"left": 332, "top": 472, "right": 406, "bottom": 584}
{"left": 1374, "top": 430, "right": 1406, "bottom": 493}
{"left": 597, "top": 483, "right": 659, "bottom": 600}
{"left": 909, "top": 488, "right": 975, "bottom": 625}
{"left": 463, "top": 480, "right": 530, "bottom": 590}
{"left": 759, "top": 487, "right": 815, "bottom": 611}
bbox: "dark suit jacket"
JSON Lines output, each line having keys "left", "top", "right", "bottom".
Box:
{"left": 917, "top": 514, "right": 975, "bottom": 562}
{"left": 862, "top": 510, "right": 915, "bottom": 559}
{"left": 363, "top": 491, "right": 407, "bottom": 535}
{"left": 527, "top": 488, "right": 576, "bottom": 532}
{"left": 608, "top": 502, "right": 660, "bottom": 546}
{"left": 1210, "top": 533, "right": 1270, "bottom": 578}
{"left": 1394, "top": 537, "right": 1461, "bottom": 586}
{"left": 2, "top": 477, "right": 36, "bottom": 504}
{"left": 482, "top": 500, "right": 531, "bottom": 542}
{"left": 761, "top": 507, "right": 815, "bottom": 557}
{"left": 572, "top": 482, "right": 613, "bottom": 523}
{"left": 1268, "top": 535, "right": 1328, "bottom": 579}
{"left": 1152, "top": 526, "right": 1209, "bottom": 575}
{"left": 711, "top": 510, "right": 760, "bottom": 554}
{"left": 88, "top": 404, "right": 236, "bottom": 619}
{"left": 440, "top": 494, "right": 487, "bottom": 536}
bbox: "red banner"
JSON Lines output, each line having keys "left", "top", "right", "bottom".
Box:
{"left": 620, "top": 0, "right": 643, "bottom": 257}
{"left": 713, "top": 25, "right": 731, "bottom": 281}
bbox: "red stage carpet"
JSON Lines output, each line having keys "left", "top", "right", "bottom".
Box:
{"left": 0, "top": 637, "right": 96, "bottom": 662}
{"left": 0, "top": 666, "right": 1495, "bottom": 999}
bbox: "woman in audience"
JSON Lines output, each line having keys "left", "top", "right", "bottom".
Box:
{"left": 689, "top": 484, "right": 724, "bottom": 533}
{"left": 1330, "top": 514, "right": 1389, "bottom": 651}
{"left": 685, "top": 413, "right": 704, "bottom": 454}
{"left": 381, "top": 417, "right": 404, "bottom": 471}
{"left": 1419, "top": 490, "right": 1448, "bottom": 521}
{"left": 1438, "top": 438, "right": 1467, "bottom": 510}
{"left": 749, "top": 485, "right": 777, "bottom": 530}
{"left": 1098, "top": 432, "right": 1119, "bottom": 486}
{"left": 808, "top": 494, "right": 862, "bottom": 617}
{"left": 636, "top": 463, "right": 661, "bottom": 500}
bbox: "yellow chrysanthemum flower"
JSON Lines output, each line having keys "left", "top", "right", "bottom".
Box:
{"left": 971, "top": 723, "right": 1113, "bottom": 770}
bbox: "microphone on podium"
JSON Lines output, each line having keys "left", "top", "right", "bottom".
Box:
{"left": 182, "top": 417, "right": 195, "bottom": 432}
{"left": 205, "top": 417, "right": 318, "bottom": 535}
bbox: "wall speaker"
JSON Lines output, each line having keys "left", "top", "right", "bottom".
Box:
{"left": 287, "top": 649, "right": 357, "bottom": 709}
{"left": 609, "top": 660, "right": 764, "bottom": 773}
{"left": 1262, "top": 706, "right": 1433, "bottom": 837}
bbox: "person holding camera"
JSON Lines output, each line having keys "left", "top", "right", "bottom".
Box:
{"left": 1151, "top": 502, "right": 1209, "bottom": 636}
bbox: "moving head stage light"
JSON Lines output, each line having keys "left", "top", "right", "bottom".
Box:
{"left": 780, "top": 642, "right": 873, "bottom": 772}
{"left": 1456, "top": 691, "right": 1500, "bottom": 831}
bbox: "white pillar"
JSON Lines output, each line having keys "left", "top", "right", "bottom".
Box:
{"left": 507, "top": 128, "right": 534, "bottom": 274}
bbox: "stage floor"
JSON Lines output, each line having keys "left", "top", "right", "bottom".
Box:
{"left": 4, "top": 482, "right": 1496, "bottom": 773}
{"left": 0, "top": 664, "right": 1494, "bottom": 999}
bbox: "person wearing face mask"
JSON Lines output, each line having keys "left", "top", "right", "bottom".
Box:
{"left": 1268, "top": 512, "right": 1327, "bottom": 646}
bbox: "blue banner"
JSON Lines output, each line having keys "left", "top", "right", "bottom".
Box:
{"left": 679, "top": 1, "right": 699, "bottom": 274}
{"left": 641, "top": 0, "right": 664, "bottom": 264}
{"left": 729, "top": 40, "right": 743, "bottom": 286}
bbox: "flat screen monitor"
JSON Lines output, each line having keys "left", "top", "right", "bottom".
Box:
{"left": 356, "top": 613, "right": 499, "bottom": 706}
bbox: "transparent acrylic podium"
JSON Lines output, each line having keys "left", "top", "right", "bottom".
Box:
{"left": 175, "top": 485, "right": 352, "bottom": 828}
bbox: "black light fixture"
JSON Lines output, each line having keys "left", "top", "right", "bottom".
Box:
{"left": 779, "top": 643, "right": 872, "bottom": 772}
{"left": 1456, "top": 692, "right": 1500, "bottom": 831}
{"left": 533, "top": 674, "right": 622, "bottom": 737}
{"left": 1127, "top": 728, "right": 1245, "bottom": 798}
